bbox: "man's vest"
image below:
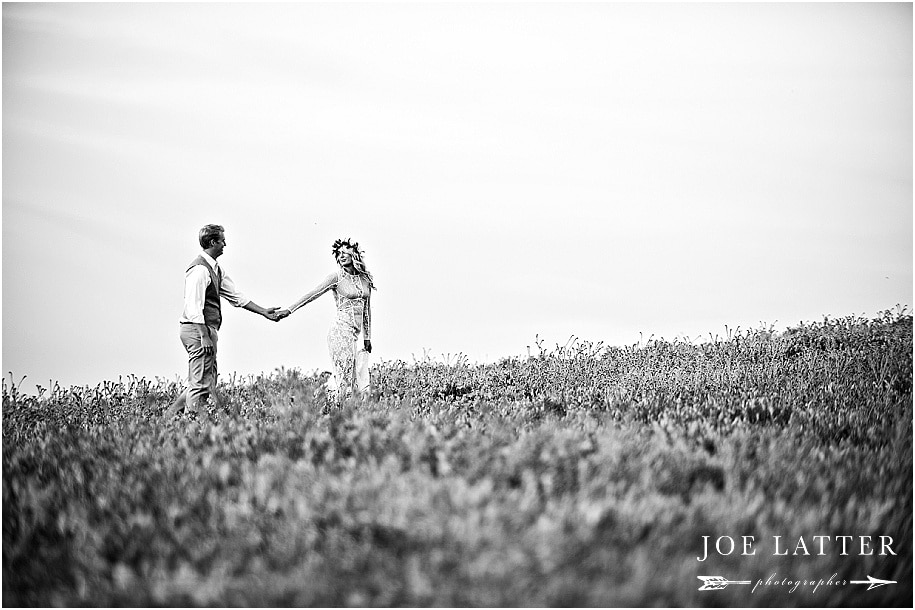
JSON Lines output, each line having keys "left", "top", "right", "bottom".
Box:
{"left": 188, "top": 256, "right": 222, "bottom": 330}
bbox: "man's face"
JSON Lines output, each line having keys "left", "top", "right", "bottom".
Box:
{"left": 211, "top": 233, "right": 226, "bottom": 257}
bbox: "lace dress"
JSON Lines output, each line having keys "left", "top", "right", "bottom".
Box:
{"left": 287, "top": 269, "right": 372, "bottom": 399}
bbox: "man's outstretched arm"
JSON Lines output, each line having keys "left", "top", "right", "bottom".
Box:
{"left": 243, "top": 302, "right": 281, "bottom": 321}
{"left": 218, "top": 268, "right": 281, "bottom": 321}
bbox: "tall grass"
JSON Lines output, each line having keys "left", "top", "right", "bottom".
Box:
{"left": 3, "top": 309, "right": 912, "bottom": 606}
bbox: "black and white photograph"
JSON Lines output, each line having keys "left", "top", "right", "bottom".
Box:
{"left": 2, "top": 1, "right": 912, "bottom": 606}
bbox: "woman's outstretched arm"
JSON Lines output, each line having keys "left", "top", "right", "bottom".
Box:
{"left": 281, "top": 272, "right": 338, "bottom": 317}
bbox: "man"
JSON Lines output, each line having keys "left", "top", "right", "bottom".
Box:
{"left": 166, "top": 224, "right": 284, "bottom": 419}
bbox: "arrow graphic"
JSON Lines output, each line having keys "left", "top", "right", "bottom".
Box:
{"left": 850, "top": 575, "right": 897, "bottom": 590}
{"left": 697, "top": 576, "right": 752, "bottom": 591}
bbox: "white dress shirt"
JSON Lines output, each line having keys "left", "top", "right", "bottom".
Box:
{"left": 179, "top": 251, "right": 250, "bottom": 324}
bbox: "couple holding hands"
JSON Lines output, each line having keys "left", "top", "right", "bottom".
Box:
{"left": 167, "top": 224, "right": 374, "bottom": 419}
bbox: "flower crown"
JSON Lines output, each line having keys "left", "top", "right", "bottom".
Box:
{"left": 332, "top": 238, "right": 362, "bottom": 257}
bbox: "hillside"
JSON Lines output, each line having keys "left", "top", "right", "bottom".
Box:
{"left": 3, "top": 309, "right": 912, "bottom": 606}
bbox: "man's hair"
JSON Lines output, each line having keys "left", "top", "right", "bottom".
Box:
{"left": 199, "top": 224, "right": 225, "bottom": 249}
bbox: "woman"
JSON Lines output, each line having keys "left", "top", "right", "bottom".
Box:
{"left": 279, "top": 238, "right": 375, "bottom": 401}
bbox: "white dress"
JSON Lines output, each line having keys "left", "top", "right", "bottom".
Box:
{"left": 288, "top": 269, "right": 372, "bottom": 399}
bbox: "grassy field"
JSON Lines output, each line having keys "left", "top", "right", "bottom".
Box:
{"left": 3, "top": 309, "right": 912, "bottom": 606}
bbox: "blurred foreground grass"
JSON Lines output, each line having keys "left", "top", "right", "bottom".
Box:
{"left": 3, "top": 310, "right": 912, "bottom": 606}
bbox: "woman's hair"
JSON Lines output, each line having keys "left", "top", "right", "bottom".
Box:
{"left": 332, "top": 238, "right": 375, "bottom": 289}
{"left": 199, "top": 224, "right": 225, "bottom": 249}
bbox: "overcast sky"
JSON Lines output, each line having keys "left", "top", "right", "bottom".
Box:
{"left": 3, "top": 2, "right": 912, "bottom": 391}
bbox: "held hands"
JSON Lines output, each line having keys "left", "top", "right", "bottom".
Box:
{"left": 266, "top": 308, "right": 291, "bottom": 322}
{"left": 263, "top": 307, "right": 290, "bottom": 322}
{"left": 247, "top": 303, "right": 291, "bottom": 322}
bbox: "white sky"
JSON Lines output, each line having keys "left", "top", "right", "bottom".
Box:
{"left": 3, "top": 2, "right": 912, "bottom": 390}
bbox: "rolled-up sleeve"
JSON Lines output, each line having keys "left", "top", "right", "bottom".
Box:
{"left": 219, "top": 270, "right": 250, "bottom": 308}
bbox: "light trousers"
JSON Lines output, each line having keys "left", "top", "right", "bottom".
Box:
{"left": 179, "top": 323, "right": 218, "bottom": 411}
